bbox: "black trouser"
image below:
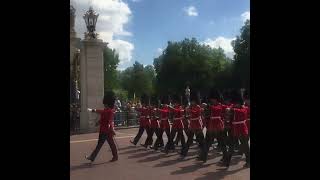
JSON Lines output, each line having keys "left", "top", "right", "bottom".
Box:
{"left": 202, "top": 130, "right": 227, "bottom": 161}
{"left": 133, "top": 126, "right": 151, "bottom": 145}
{"left": 248, "top": 121, "right": 250, "bottom": 138}
{"left": 174, "top": 134, "right": 180, "bottom": 144}
{"left": 144, "top": 127, "right": 155, "bottom": 146}
{"left": 226, "top": 135, "right": 250, "bottom": 166}
{"left": 89, "top": 133, "right": 118, "bottom": 161}
{"left": 165, "top": 128, "right": 185, "bottom": 150}
{"left": 152, "top": 128, "right": 163, "bottom": 149}
{"left": 224, "top": 127, "right": 232, "bottom": 147}
{"left": 181, "top": 129, "right": 206, "bottom": 156}
{"left": 153, "top": 128, "right": 170, "bottom": 150}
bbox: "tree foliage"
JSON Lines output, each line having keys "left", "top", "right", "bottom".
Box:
{"left": 153, "top": 38, "right": 230, "bottom": 96}
{"left": 232, "top": 20, "right": 250, "bottom": 89}
{"left": 103, "top": 46, "right": 120, "bottom": 91}
{"left": 119, "top": 61, "right": 156, "bottom": 99}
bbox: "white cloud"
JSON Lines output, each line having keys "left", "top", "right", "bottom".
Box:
{"left": 184, "top": 6, "right": 198, "bottom": 16}
{"left": 117, "top": 67, "right": 126, "bottom": 71}
{"left": 202, "top": 37, "right": 236, "bottom": 58}
{"left": 71, "top": 0, "right": 134, "bottom": 64}
{"left": 157, "top": 48, "right": 163, "bottom": 54}
{"left": 153, "top": 48, "right": 163, "bottom": 58}
{"left": 109, "top": 39, "right": 134, "bottom": 65}
{"left": 241, "top": 11, "right": 250, "bottom": 22}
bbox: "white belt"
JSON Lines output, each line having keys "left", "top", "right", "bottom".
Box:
{"left": 210, "top": 116, "right": 221, "bottom": 119}
{"left": 190, "top": 117, "right": 201, "bottom": 121}
{"left": 232, "top": 120, "right": 246, "bottom": 125}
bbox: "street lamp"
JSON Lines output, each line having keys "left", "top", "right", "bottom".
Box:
{"left": 70, "top": 5, "right": 76, "bottom": 33}
{"left": 83, "top": 6, "right": 99, "bottom": 39}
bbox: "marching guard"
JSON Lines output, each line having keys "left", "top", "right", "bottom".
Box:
{"left": 180, "top": 92, "right": 206, "bottom": 158}
{"left": 85, "top": 91, "right": 118, "bottom": 162}
{"left": 164, "top": 94, "right": 186, "bottom": 153}
{"left": 152, "top": 97, "right": 171, "bottom": 151}
{"left": 130, "top": 94, "right": 152, "bottom": 146}
{"left": 201, "top": 89, "right": 228, "bottom": 163}
{"left": 224, "top": 90, "right": 250, "bottom": 168}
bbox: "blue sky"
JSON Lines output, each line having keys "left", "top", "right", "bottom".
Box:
{"left": 72, "top": 0, "right": 250, "bottom": 70}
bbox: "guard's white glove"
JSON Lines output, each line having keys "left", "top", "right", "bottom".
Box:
{"left": 87, "top": 108, "right": 93, "bottom": 112}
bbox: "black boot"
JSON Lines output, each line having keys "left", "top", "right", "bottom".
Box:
{"left": 158, "top": 143, "right": 164, "bottom": 148}
{"left": 243, "top": 162, "right": 250, "bottom": 168}
{"left": 218, "top": 154, "right": 231, "bottom": 167}
{"left": 174, "top": 140, "right": 179, "bottom": 146}
{"left": 130, "top": 140, "right": 137, "bottom": 145}
{"left": 110, "top": 156, "right": 118, "bottom": 162}
{"left": 162, "top": 143, "right": 170, "bottom": 154}
{"left": 85, "top": 155, "right": 93, "bottom": 163}
{"left": 180, "top": 145, "right": 187, "bottom": 157}
{"left": 140, "top": 143, "right": 148, "bottom": 148}
{"left": 244, "top": 153, "right": 250, "bottom": 168}
{"left": 151, "top": 141, "right": 160, "bottom": 150}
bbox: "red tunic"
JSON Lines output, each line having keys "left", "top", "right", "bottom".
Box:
{"left": 95, "top": 108, "right": 115, "bottom": 135}
{"left": 231, "top": 107, "right": 249, "bottom": 137}
{"left": 159, "top": 107, "right": 170, "bottom": 129}
{"left": 188, "top": 105, "right": 203, "bottom": 130}
{"left": 150, "top": 107, "right": 160, "bottom": 128}
{"left": 137, "top": 107, "right": 151, "bottom": 128}
{"left": 244, "top": 106, "right": 250, "bottom": 131}
{"left": 207, "top": 104, "right": 224, "bottom": 132}
{"left": 171, "top": 105, "right": 184, "bottom": 129}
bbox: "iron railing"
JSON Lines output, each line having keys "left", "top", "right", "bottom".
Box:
{"left": 70, "top": 110, "right": 140, "bottom": 134}
{"left": 113, "top": 110, "right": 139, "bottom": 127}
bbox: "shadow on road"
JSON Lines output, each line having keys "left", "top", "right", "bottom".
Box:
{"left": 194, "top": 166, "right": 247, "bottom": 180}
{"left": 153, "top": 151, "right": 200, "bottom": 167}
{"left": 118, "top": 146, "right": 137, "bottom": 151}
{"left": 170, "top": 156, "right": 245, "bottom": 176}
{"left": 171, "top": 162, "right": 212, "bottom": 175}
{"left": 70, "top": 160, "right": 115, "bottom": 171}
{"left": 70, "top": 163, "right": 93, "bottom": 171}
{"left": 128, "top": 150, "right": 155, "bottom": 159}
{"left": 118, "top": 147, "right": 145, "bottom": 155}
{"left": 137, "top": 153, "right": 170, "bottom": 163}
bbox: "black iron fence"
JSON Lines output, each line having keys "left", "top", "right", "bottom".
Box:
{"left": 113, "top": 110, "right": 139, "bottom": 127}
{"left": 70, "top": 110, "right": 140, "bottom": 134}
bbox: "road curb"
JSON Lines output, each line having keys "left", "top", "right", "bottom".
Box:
{"left": 70, "top": 125, "right": 140, "bottom": 136}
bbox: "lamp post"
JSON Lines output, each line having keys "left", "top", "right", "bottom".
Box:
{"left": 83, "top": 6, "right": 99, "bottom": 39}
{"left": 70, "top": 5, "right": 76, "bottom": 33}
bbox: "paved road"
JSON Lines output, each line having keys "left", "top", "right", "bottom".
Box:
{"left": 70, "top": 128, "right": 250, "bottom": 180}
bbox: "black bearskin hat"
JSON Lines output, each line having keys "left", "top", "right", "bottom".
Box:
{"left": 230, "top": 89, "right": 243, "bottom": 104}
{"left": 209, "top": 88, "right": 222, "bottom": 101}
{"left": 103, "top": 91, "right": 116, "bottom": 108}
{"left": 243, "top": 89, "right": 250, "bottom": 100}
{"left": 150, "top": 95, "right": 158, "bottom": 106}
{"left": 160, "top": 95, "right": 170, "bottom": 105}
{"left": 140, "top": 93, "right": 149, "bottom": 105}
{"left": 170, "top": 93, "right": 181, "bottom": 104}
{"left": 190, "top": 91, "right": 201, "bottom": 104}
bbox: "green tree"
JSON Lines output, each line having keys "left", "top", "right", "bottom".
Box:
{"left": 103, "top": 47, "right": 120, "bottom": 91}
{"left": 153, "top": 38, "right": 230, "bottom": 96}
{"left": 119, "top": 61, "right": 155, "bottom": 99}
{"left": 232, "top": 20, "right": 250, "bottom": 89}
